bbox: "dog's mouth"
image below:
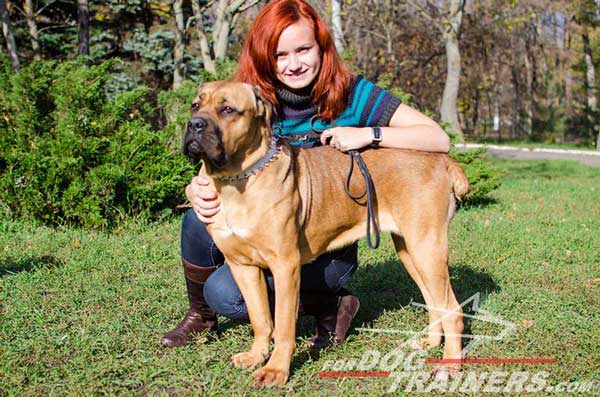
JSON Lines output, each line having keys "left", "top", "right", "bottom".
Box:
{"left": 183, "top": 120, "right": 228, "bottom": 168}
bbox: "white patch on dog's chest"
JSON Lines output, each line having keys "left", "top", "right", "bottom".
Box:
{"left": 211, "top": 203, "right": 252, "bottom": 239}
{"left": 214, "top": 224, "right": 251, "bottom": 238}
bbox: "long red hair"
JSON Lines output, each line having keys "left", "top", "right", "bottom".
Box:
{"left": 233, "top": 0, "right": 352, "bottom": 121}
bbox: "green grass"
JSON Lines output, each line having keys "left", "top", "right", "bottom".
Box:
{"left": 1, "top": 158, "right": 599, "bottom": 396}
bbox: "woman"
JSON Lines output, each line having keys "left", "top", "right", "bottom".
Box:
{"left": 161, "top": 0, "right": 450, "bottom": 348}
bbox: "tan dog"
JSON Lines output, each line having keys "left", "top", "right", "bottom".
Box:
{"left": 183, "top": 81, "right": 469, "bottom": 387}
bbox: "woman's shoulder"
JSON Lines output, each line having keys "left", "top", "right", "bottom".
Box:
{"left": 346, "top": 75, "right": 395, "bottom": 106}
{"left": 340, "top": 75, "right": 402, "bottom": 127}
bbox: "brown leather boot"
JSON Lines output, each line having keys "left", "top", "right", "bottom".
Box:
{"left": 300, "top": 288, "right": 360, "bottom": 349}
{"left": 161, "top": 259, "right": 218, "bottom": 347}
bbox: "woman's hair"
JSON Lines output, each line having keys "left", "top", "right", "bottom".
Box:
{"left": 233, "top": 0, "right": 353, "bottom": 121}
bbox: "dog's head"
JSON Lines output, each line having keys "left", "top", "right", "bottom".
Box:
{"left": 183, "top": 81, "right": 272, "bottom": 173}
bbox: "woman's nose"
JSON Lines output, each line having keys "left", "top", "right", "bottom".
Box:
{"left": 287, "top": 54, "right": 301, "bottom": 71}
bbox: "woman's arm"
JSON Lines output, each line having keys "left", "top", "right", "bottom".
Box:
{"left": 320, "top": 104, "right": 451, "bottom": 153}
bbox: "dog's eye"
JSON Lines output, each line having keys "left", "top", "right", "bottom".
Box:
{"left": 191, "top": 103, "right": 200, "bottom": 112}
{"left": 221, "top": 106, "right": 235, "bottom": 115}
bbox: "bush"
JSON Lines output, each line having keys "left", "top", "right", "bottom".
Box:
{"left": 449, "top": 148, "right": 503, "bottom": 205}
{"left": 0, "top": 57, "right": 196, "bottom": 228}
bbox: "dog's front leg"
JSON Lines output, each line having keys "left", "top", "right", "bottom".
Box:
{"left": 228, "top": 262, "right": 273, "bottom": 369}
{"left": 252, "top": 261, "right": 300, "bottom": 387}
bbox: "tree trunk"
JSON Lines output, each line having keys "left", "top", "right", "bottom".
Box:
{"left": 24, "top": 0, "right": 40, "bottom": 60}
{"left": 172, "top": 0, "right": 185, "bottom": 89}
{"left": 583, "top": 31, "right": 597, "bottom": 111}
{"left": 0, "top": 0, "right": 20, "bottom": 70}
{"left": 511, "top": 63, "right": 520, "bottom": 139}
{"left": 472, "top": 89, "right": 479, "bottom": 136}
{"left": 582, "top": 29, "right": 598, "bottom": 149}
{"left": 524, "top": 24, "right": 537, "bottom": 138}
{"left": 77, "top": 0, "right": 90, "bottom": 56}
{"left": 440, "top": 0, "right": 464, "bottom": 140}
{"left": 493, "top": 96, "right": 500, "bottom": 138}
{"left": 214, "top": 0, "right": 231, "bottom": 61}
{"left": 192, "top": 0, "right": 216, "bottom": 74}
{"left": 331, "top": 0, "right": 344, "bottom": 53}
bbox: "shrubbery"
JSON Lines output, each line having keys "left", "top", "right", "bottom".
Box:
{"left": 0, "top": 57, "right": 197, "bottom": 228}
{"left": 0, "top": 57, "right": 501, "bottom": 228}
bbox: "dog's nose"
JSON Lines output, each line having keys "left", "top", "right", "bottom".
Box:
{"left": 188, "top": 117, "right": 207, "bottom": 132}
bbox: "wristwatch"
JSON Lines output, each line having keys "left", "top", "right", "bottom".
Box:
{"left": 371, "top": 127, "right": 382, "bottom": 147}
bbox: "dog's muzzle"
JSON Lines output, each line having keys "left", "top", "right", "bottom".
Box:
{"left": 183, "top": 116, "right": 228, "bottom": 168}
{"left": 183, "top": 117, "right": 208, "bottom": 162}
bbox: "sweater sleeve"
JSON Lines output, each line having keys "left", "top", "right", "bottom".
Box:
{"left": 343, "top": 75, "right": 402, "bottom": 128}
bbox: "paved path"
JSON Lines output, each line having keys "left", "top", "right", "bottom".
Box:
{"left": 455, "top": 143, "right": 600, "bottom": 167}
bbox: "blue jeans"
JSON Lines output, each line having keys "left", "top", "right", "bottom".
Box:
{"left": 180, "top": 209, "right": 358, "bottom": 321}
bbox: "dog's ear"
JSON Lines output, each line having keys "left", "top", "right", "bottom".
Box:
{"left": 253, "top": 86, "right": 272, "bottom": 124}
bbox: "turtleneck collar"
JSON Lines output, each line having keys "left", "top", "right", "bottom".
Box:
{"left": 275, "top": 83, "right": 316, "bottom": 110}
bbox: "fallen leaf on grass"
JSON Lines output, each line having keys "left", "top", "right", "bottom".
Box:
{"left": 194, "top": 334, "right": 209, "bottom": 345}
{"left": 72, "top": 237, "right": 81, "bottom": 248}
{"left": 522, "top": 320, "right": 534, "bottom": 328}
{"left": 586, "top": 278, "right": 600, "bottom": 288}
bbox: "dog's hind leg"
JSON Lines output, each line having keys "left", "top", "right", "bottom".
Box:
{"left": 228, "top": 262, "right": 273, "bottom": 370}
{"left": 392, "top": 234, "right": 442, "bottom": 350}
{"left": 401, "top": 227, "right": 464, "bottom": 376}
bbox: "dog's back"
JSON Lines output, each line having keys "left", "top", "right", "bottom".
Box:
{"left": 293, "top": 146, "right": 469, "bottom": 259}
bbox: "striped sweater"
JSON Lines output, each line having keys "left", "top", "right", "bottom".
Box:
{"left": 273, "top": 75, "right": 402, "bottom": 148}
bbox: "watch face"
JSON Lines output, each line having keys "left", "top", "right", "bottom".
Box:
{"left": 373, "top": 127, "right": 382, "bottom": 141}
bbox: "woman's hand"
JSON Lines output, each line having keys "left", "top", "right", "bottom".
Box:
{"left": 319, "top": 127, "right": 372, "bottom": 152}
{"left": 186, "top": 176, "right": 220, "bottom": 224}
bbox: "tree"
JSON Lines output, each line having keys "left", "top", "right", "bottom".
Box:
{"left": 172, "top": 0, "right": 185, "bottom": 88}
{"left": 23, "top": 0, "right": 41, "bottom": 60}
{"left": 0, "top": 0, "right": 20, "bottom": 69}
{"left": 440, "top": 0, "right": 466, "bottom": 139}
{"left": 191, "top": 0, "right": 261, "bottom": 74}
{"left": 575, "top": 0, "right": 600, "bottom": 149}
{"left": 77, "top": 0, "right": 89, "bottom": 56}
{"left": 406, "top": 0, "right": 466, "bottom": 140}
{"left": 331, "top": 0, "right": 344, "bottom": 53}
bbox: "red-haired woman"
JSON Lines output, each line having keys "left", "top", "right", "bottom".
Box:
{"left": 161, "top": 0, "right": 450, "bottom": 348}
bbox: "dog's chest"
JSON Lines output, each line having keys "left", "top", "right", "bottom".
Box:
{"left": 207, "top": 204, "right": 271, "bottom": 267}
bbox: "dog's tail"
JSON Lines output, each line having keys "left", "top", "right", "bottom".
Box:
{"left": 446, "top": 157, "right": 470, "bottom": 201}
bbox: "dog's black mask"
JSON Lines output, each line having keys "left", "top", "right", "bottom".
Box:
{"left": 183, "top": 115, "right": 228, "bottom": 168}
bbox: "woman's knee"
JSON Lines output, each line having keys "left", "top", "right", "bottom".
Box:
{"left": 181, "top": 209, "right": 224, "bottom": 267}
{"left": 203, "top": 265, "right": 249, "bottom": 321}
{"left": 298, "top": 243, "right": 359, "bottom": 292}
{"left": 322, "top": 243, "right": 359, "bottom": 291}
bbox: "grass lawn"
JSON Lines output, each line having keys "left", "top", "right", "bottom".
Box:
{"left": 1, "top": 158, "right": 599, "bottom": 396}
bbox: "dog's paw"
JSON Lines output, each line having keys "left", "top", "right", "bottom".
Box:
{"left": 252, "top": 366, "right": 289, "bottom": 388}
{"left": 433, "top": 364, "right": 460, "bottom": 381}
{"left": 230, "top": 351, "right": 266, "bottom": 369}
{"left": 410, "top": 335, "right": 442, "bottom": 351}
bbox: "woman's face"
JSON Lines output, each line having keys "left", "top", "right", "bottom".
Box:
{"left": 275, "top": 18, "right": 322, "bottom": 90}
